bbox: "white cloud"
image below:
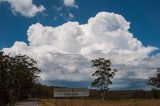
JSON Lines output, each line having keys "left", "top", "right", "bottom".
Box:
{"left": 53, "top": 4, "right": 75, "bottom": 21}
{"left": 64, "top": 0, "right": 78, "bottom": 8}
{"left": 69, "top": 13, "right": 74, "bottom": 18}
{"left": 3, "top": 12, "right": 159, "bottom": 87}
{"left": 0, "top": 0, "right": 45, "bottom": 17}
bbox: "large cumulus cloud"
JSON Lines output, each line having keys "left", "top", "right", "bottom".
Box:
{"left": 3, "top": 12, "right": 160, "bottom": 89}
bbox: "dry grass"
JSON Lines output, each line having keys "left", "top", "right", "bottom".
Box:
{"left": 38, "top": 99, "right": 56, "bottom": 106}
{"left": 38, "top": 99, "right": 160, "bottom": 106}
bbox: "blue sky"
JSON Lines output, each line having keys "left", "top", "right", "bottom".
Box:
{"left": 1, "top": 0, "right": 160, "bottom": 49}
{"left": 1, "top": 0, "right": 160, "bottom": 90}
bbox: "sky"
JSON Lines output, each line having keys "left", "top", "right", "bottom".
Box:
{"left": 0, "top": 0, "right": 160, "bottom": 90}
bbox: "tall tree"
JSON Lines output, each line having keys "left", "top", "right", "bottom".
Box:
{"left": 0, "top": 52, "right": 12, "bottom": 106}
{"left": 148, "top": 68, "right": 160, "bottom": 88}
{"left": 91, "top": 58, "right": 117, "bottom": 101}
{"left": 0, "top": 52, "right": 41, "bottom": 105}
{"left": 10, "top": 54, "right": 41, "bottom": 100}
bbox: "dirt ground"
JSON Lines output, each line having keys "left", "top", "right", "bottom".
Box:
{"left": 39, "top": 99, "right": 160, "bottom": 106}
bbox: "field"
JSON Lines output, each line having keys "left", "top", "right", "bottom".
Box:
{"left": 39, "top": 99, "right": 160, "bottom": 106}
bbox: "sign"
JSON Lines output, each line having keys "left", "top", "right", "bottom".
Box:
{"left": 54, "top": 88, "right": 89, "bottom": 97}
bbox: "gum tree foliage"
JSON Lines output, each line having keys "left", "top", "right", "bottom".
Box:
{"left": 0, "top": 52, "right": 11, "bottom": 106}
{"left": 148, "top": 68, "right": 160, "bottom": 88}
{"left": 91, "top": 58, "right": 117, "bottom": 101}
{"left": 0, "top": 52, "right": 40, "bottom": 106}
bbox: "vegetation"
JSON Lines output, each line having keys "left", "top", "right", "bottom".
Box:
{"left": 38, "top": 99, "right": 160, "bottom": 106}
{"left": 39, "top": 99, "right": 55, "bottom": 106}
{"left": 148, "top": 68, "right": 160, "bottom": 88}
{"left": 91, "top": 58, "right": 117, "bottom": 101}
{"left": 0, "top": 52, "right": 40, "bottom": 106}
{"left": 30, "top": 83, "right": 55, "bottom": 98}
{"left": 1, "top": 51, "right": 160, "bottom": 106}
{"left": 89, "top": 89, "right": 160, "bottom": 99}
{"left": 30, "top": 88, "right": 160, "bottom": 100}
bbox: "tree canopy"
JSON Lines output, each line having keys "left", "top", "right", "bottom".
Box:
{"left": 91, "top": 58, "right": 117, "bottom": 101}
{"left": 0, "top": 52, "right": 40, "bottom": 106}
{"left": 91, "top": 58, "right": 117, "bottom": 90}
{"left": 148, "top": 68, "right": 160, "bottom": 88}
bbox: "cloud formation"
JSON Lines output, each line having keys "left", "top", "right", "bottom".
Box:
{"left": 3, "top": 12, "right": 159, "bottom": 89}
{"left": 0, "top": 0, "right": 45, "bottom": 17}
{"left": 63, "top": 0, "right": 78, "bottom": 8}
{"left": 53, "top": 5, "right": 75, "bottom": 21}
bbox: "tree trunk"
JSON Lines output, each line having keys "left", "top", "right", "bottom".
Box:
{"left": 101, "top": 90, "right": 105, "bottom": 102}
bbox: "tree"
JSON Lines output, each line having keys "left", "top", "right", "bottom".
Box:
{"left": 0, "top": 52, "right": 40, "bottom": 105}
{"left": 91, "top": 58, "right": 117, "bottom": 101}
{"left": 148, "top": 68, "right": 160, "bottom": 88}
{"left": 9, "top": 54, "right": 41, "bottom": 100}
{"left": 0, "top": 52, "right": 12, "bottom": 106}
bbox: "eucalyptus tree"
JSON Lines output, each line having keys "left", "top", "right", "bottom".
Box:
{"left": 0, "top": 52, "right": 12, "bottom": 106}
{"left": 0, "top": 52, "right": 41, "bottom": 105}
{"left": 148, "top": 68, "right": 160, "bottom": 88}
{"left": 10, "top": 54, "right": 41, "bottom": 100}
{"left": 91, "top": 58, "right": 117, "bottom": 101}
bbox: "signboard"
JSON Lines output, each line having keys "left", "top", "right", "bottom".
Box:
{"left": 54, "top": 88, "right": 89, "bottom": 97}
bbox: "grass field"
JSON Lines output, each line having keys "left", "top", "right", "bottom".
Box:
{"left": 38, "top": 99, "right": 160, "bottom": 106}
